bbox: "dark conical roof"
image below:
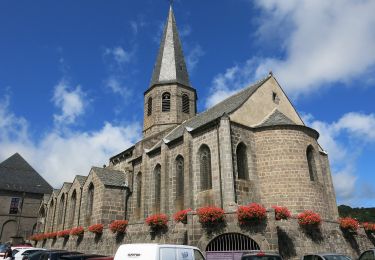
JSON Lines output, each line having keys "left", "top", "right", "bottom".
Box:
{"left": 0, "top": 153, "right": 53, "bottom": 194}
{"left": 149, "top": 6, "right": 191, "bottom": 88}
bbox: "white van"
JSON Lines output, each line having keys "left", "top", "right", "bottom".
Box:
{"left": 114, "top": 243, "right": 205, "bottom": 260}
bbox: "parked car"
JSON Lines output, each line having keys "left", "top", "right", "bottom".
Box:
{"left": 0, "top": 244, "right": 10, "bottom": 258}
{"left": 88, "top": 257, "right": 113, "bottom": 260}
{"left": 59, "top": 254, "right": 105, "bottom": 260}
{"left": 358, "top": 249, "right": 375, "bottom": 260}
{"left": 24, "top": 250, "right": 65, "bottom": 260}
{"left": 13, "top": 248, "right": 45, "bottom": 260}
{"left": 241, "top": 251, "right": 283, "bottom": 260}
{"left": 302, "top": 254, "right": 352, "bottom": 260}
{"left": 114, "top": 243, "right": 205, "bottom": 260}
{"left": 38, "top": 251, "right": 82, "bottom": 260}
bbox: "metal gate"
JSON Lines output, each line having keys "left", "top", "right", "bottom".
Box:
{"left": 206, "top": 233, "right": 260, "bottom": 260}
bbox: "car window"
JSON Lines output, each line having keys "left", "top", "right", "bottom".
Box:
{"left": 13, "top": 250, "right": 20, "bottom": 256}
{"left": 160, "top": 248, "right": 176, "bottom": 260}
{"left": 304, "top": 255, "right": 313, "bottom": 260}
{"left": 176, "top": 248, "right": 193, "bottom": 260}
{"left": 359, "top": 251, "right": 375, "bottom": 260}
{"left": 22, "top": 250, "right": 40, "bottom": 256}
{"left": 193, "top": 250, "right": 205, "bottom": 260}
{"left": 323, "top": 255, "right": 352, "bottom": 260}
{"left": 241, "top": 255, "right": 282, "bottom": 260}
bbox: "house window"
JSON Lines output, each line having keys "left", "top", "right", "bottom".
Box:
{"left": 182, "top": 94, "right": 189, "bottom": 114}
{"left": 87, "top": 183, "right": 94, "bottom": 222}
{"left": 236, "top": 142, "right": 249, "bottom": 180}
{"left": 306, "top": 145, "right": 317, "bottom": 181}
{"left": 199, "top": 145, "right": 212, "bottom": 190}
{"left": 272, "top": 92, "right": 280, "bottom": 104}
{"left": 176, "top": 155, "right": 184, "bottom": 210}
{"left": 9, "top": 197, "right": 21, "bottom": 214}
{"left": 147, "top": 97, "right": 152, "bottom": 116}
{"left": 154, "top": 165, "right": 161, "bottom": 213}
{"left": 162, "top": 92, "right": 171, "bottom": 112}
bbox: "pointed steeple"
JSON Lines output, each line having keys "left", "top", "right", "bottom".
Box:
{"left": 150, "top": 6, "right": 191, "bottom": 88}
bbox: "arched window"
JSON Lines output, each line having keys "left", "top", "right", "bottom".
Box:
{"left": 70, "top": 190, "right": 77, "bottom": 226}
{"left": 48, "top": 200, "right": 54, "bottom": 231}
{"left": 175, "top": 155, "right": 184, "bottom": 210}
{"left": 182, "top": 94, "right": 189, "bottom": 114}
{"left": 199, "top": 145, "right": 212, "bottom": 190}
{"left": 162, "top": 92, "right": 171, "bottom": 112}
{"left": 57, "top": 194, "right": 65, "bottom": 225}
{"left": 154, "top": 165, "right": 161, "bottom": 213}
{"left": 147, "top": 97, "right": 152, "bottom": 116}
{"left": 236, "top": 142, "right": 249, "bottom": 180}
{"left": 87, "top": 183, "right": 94, "bottom": 221}
{"left": 306, "top": 145, "right": 317, "bottom": 181}
{"left": 136, "top": 172, "right": 142, "bottom": 209}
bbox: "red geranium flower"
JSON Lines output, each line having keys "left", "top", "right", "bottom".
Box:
{"left": 237, "top": 203, "right": 267, "bottom": 225}
{"left": 109, "top": 220, "right": 128, "bottom": 233}
{"left": 297, "top": 210, "right": 321, "bottom": 226}
{"left": 88, "top": 224, "right": 104, "bottom": 234}
{"left": 173, "top": 208, "right": 192, "bottom": 224}
{"left": 272, "top": 206, "right": 291, "bottom": 220}
{"left": 362, "top": 222, "right": 375, "bottom": 232}
{"left": 339, "top": 217, "right": 359, "bottom": 232}
{"left": 57, "top": 229, "right": 70, "bottom": 238}
{"left": 145, "top": 214, "right": 169, "bottom": 230}
{"left": 196, "top": 206, "right": 225, "bottom": 226}
{"left": 70, "top": 226, "right": 84, "bottom": 236}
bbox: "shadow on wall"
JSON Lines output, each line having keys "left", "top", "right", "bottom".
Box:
{"left": 277, "top": 227, "right": 296, "bottom": 259}
{"left": 342, "top": 230, "right": 360, "bottom": 255}
{"left": 365, "top": 231, "right": 375, "bottom": 246}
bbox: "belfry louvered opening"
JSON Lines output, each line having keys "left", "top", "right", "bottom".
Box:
{"left": 206, "top": 233, "right": 260, "bottom": 252}
{"left": 182, "top": 94, "right": 189, "bottom": 113}
{"left": 162, "top": 92, "right": 171, "bottom": 112}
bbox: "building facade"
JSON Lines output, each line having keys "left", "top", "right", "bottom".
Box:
{"left": 34, "top": 6, "right": 372, "bottom": 259}
{"left": 0, "top": 153, "right": 52, "bottom": 243}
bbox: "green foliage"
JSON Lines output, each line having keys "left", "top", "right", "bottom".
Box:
{"left": 338, "top": 205, "right": 375, "bottom": 222}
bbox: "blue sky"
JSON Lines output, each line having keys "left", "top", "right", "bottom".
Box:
{"left": 0, "top": 0, "right": 374, "bottom": 207}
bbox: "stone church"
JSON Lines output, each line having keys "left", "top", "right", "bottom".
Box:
{"left": 36, "top": 6, "right": 374, "bottom": 259}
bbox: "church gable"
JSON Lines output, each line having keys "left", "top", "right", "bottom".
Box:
{"left": 229, "top": 76, "right": 304, "bottom": 127}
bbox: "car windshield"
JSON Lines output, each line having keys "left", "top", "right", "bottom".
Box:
{"left": 323, "top": 255, "right": 352, "bottom": 260}
{"left": 12, "top": 250, "right": 20, "bottom": 257}
{"left": 242, "top": 255, "right": 283, "bottom": 260}
{"left": 0, "top": 245, "right": 8, "bottom": 252}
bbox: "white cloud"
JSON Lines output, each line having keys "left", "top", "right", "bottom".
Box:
{"left": 52, "top": 80, "right": 87, "bottom": 125}
{"left": 304, "top": 112, "right": 375, "bottom": 204}
{"left": 105, "top": 77, "right": 131, "bottom": 100}
{"left": 252, "top": 0, "right": 375, "bottom": 95}
{"left": 104, "top": 46, "right": 132, "bottom": 66}
{"left": 0, "top": 95, "right": 141, "bottom": 188}
{"left": 205, "top": 59, "right": 260, "bottom": 108}
{"left": 186, "top": 44, "right": 204, "bottom": 73}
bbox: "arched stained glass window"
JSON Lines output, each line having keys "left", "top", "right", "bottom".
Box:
{"left": 236, "top": 142, "right": 249, "bottom": 180}
{"left": 199, "top": 145, "right": 212, "bottom": 190}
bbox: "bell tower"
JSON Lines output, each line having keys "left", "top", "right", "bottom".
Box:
{"left": 143, "top": 6, "right": 197, "bottom": 138}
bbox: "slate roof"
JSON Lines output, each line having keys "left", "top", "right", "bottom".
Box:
{"left": 92, "top": 167, "right": 124, "bottom": 187}
{"left": 164, "top": 75, "right": 271, "bottom": 143}
{"left": 0, "top": 153, "right": 53, "bottom": 194}
{"left": 149, "top": 6, "right": 191, "bottom": 88}
{"left": 257, "top": 109, "right": 296, "bottom": 127}
{"left": 75, "top": 175, "right": 87, "bottom": 186}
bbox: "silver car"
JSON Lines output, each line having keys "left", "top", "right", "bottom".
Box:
{"left": 302, "top": 253, "right": 352, "bottom": 260}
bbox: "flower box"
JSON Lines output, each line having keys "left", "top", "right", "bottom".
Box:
{"left": 272, "top": 206, "right": 291, "bottom": 220}
{"left": 297, "top": 210, "right": 321, "bottom": 227}
{"left": 145, "top": 214, "right": 169, "bottom": 230}
{"left": 237, "top": 203, "right": 267, "bottom": 225}
{"left": 88, "top": 224, "right": 104, "bottom": 234}
{"left": 109, "top": 220, "right": 128, "bottom": 233}
{"left": 196, "top": 206, "right": 225, "bottom": 226}
{"left": 57, "top": 229, "right": 70, "bottom": 238}
{"left": 46, "top": 232, "right": 57, "bottom": 239}
{"left": 29, "top": 234, "right": 45, "bottom": 241}
{"left": 173, "top": 208, "right": 192, "bottom": 224}
{"left": 339, "top": 217, "right": 359, "bottom": 232}
{"left": 70, "top": 226, "right": 84, "bottom": 236}
{"left": 362, "top": 222, "right": 375, "bottom": 232}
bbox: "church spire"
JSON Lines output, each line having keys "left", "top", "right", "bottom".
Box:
{"left": 149, "top": 6, "right": 191, "bottom": 88}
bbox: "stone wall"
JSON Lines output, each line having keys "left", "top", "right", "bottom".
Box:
{"left": 35, "top": 211, "right": 375, "bottom": 260}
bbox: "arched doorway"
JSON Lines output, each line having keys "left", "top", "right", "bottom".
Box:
{"left": 0, "top": 220, "right": 17, "bottom": 242}
{"left": 206, "top": 233, "right": 260, "bottom": 260}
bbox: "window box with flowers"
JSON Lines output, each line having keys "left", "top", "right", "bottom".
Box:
{"left": 146, "top": 214, "right": 169, "bottom": 231}
{"left": 70, "top": 226, "right": 84, "bottom": 237}
{"left": 109, "top": 220, "right": 128, "bottom": 234}
{"left": 29, "top": 233, "right": 45, "bottom": 242}
{"left": 173, "top": 208, "right": 192, "bottom": 224}
{"left": 297, "top": 210, "right": 321, "bottom": 228}
{"left": 57, "top": 229, "right": 71, "bottom": 239}
{"left": 272, "top": 206, "right": 291, "bottom": 220}
{"left": 363, "top": 222, "right": 375, "bottom": 233}
{"left": 339, "top": 217, "right": 359, "bottom": 233}
{"left": 88, "top": 224, "right": 104, "bottom": 234}
{"left": 196, "top": 206, "right": 225, "bottom": 227}
{"left": 46, "top": 232, "right": 57, "bottom": 239}
{"left": 237, "top": 203, "right": 267, "bottom": 225}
